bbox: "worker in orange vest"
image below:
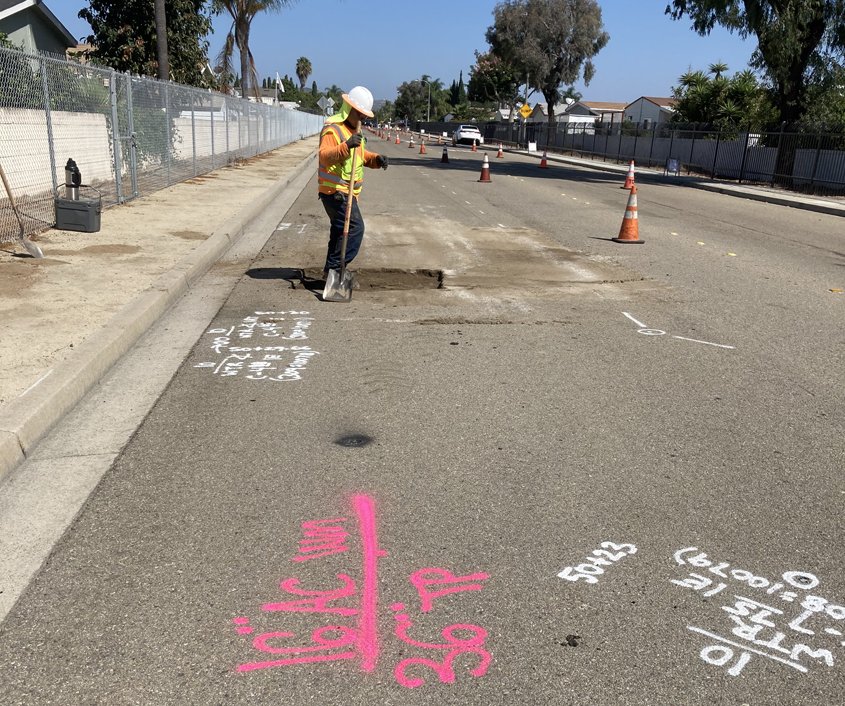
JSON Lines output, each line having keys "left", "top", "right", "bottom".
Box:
{"left": 317, "top": 85, "right": 388, "bottom": 278}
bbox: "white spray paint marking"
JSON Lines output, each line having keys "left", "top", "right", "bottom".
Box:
{"left": 672, "top": 335, "right": 735, "bottom": 350}
{"left": 622, "top": 311, "right": 647, "bottom": 328}
{"left": 623, "top": 313, "right": 734, "bottom": 349}
{"left": 194, "top": 311, "right": 319, "bottom": 382}
{"left": 673, "top": 547, "right": 842, "bottom": 678}
{"left": 465, "top": 201, "right": 472, "bottom": 205}
{"left": 557, "top": 542, "right": 637, "bottom": 584}
{"left": 19, "top": 369, "right": 53, "bottom": 397}
{"left": 275, "top": 223, "right": 308, "bottom": 234}
{"left": 688, "top": 627, "right": 807, "bottom": 674}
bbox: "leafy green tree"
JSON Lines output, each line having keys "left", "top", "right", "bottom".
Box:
{"left": 801, "top": 63, "right": 845, "bottom": 128}
{"left": 666, "top": 0, "right": 845, "bottom": 127}
{"left": 80, "top": 0, "right": 212, "bottom": 86}
{"left": 487, "top": 0, "right": 609, "bottom": 130}
{"left": 212, "top": 0, "right": 294, "bottom": 98}
{"left": 295, "top": 56, "right": 311, "bottom": 90}
{"left": 395, "top": 75, "right": 447, "bottom": 122}
{"left": 375, "top": 99, "right": 394, "bottom": 124}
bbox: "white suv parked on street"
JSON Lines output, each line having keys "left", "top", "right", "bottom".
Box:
{"left": 452, "top": 125, "right": 484, "bottom": 146}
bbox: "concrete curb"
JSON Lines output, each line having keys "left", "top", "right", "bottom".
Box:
{"left": 0, "top": 151, "right": 317, "bottom": 485}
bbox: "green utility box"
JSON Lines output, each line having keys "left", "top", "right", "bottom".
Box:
{"left": 55, "top": 196, "right": 101, "bottom": 233}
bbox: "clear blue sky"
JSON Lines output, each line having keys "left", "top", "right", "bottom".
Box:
{"left": 51, "top": 1, "right": 755, "bottom": 103}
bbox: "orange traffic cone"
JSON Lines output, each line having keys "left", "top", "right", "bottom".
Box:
{"left": 395, "top": 133, "right": 401, "bottom": 144}
{"left": 419, "top": 140, "right": 426, "bottom": 155}
{"left": 539, "top": 151, "right": 548, "bottom": 168}
{"left": 496, "top": 143, "right": 504, "bottom": 158}
{"left": 613, "top": 185, "right": 644, "bottom": 244}
{"left": 478, "top": 154, "right": 491, "bottom": 182}
{"left": 471, "top": 140, "right": 478, "bottom": 152}
{"left": 622, "top": 160, "right": 635, "bottom": 189}
{"left": 441, "top": 146, "right": 449, "bottom": 164}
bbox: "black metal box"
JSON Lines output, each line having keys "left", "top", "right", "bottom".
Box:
{"left": 54, "top": 196, "right": 101, "bottom": 233}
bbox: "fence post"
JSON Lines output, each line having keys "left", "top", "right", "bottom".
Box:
{"left": 648, "top": 124, "right": 657, "bottom": 168}
{"left": 109, "top": 72, "right": 124, "bottom": 203}
{"left": 210, "top": 93, "right": 215, "bottom": 170}
{"left": 191, "top": 92, "right": 197, "bottom": 176}
{"left": 809, "top": 132, "right": 823, "bottom": 191}
{"left": 39, "top": 58, "right": 58, "bottom": 198}
{"left": 224, "top": 97, "right": 230, "bottom": 159}
{"left": 632, "top": 124, "right": 639, "bottom": 162}
{"left": 738, "top": 129, "right": 750, "bottom": 183}
{"left": 688, "top": 127, "right": 697, "bottom": 175}
{"left": 616, "top": 124, "right": 623, "bottom": 163}
{"left": 667, "top": 128, "right": 675, "bottom": 171}
{"left": 126, "top": 75, "right": 138, "bottom": 198}
{"left": 711, "top": 129, "right": 722, "bottom": 179}
{"left": 164, "top": 82, "right": 171, "bottom": 185}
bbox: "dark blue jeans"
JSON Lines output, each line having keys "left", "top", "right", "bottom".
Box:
{"left": 319, "top": 191, "right": 364, "bottom": 271}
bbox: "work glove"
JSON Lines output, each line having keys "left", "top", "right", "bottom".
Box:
{"left": 345, "top": 133, "right": 363, "bottom": 150}
{"left": 376, "top": 155, "right": 389, "bottom": 170}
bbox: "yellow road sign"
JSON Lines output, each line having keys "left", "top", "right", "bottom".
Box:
{"left": 519, "top": 103, "right": 533, "bottom": 118}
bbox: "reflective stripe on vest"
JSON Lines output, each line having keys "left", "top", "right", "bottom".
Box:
{"left": 318, "top": 123, "right": 366, "bottom": 195}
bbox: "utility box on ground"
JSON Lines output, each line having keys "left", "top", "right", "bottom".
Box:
{"left": 54, "top": 195, "right": 101, "bottom": 233}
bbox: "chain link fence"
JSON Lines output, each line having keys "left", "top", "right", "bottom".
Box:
{"left": 0, "top": 45, "right": 323, "bottom": 244}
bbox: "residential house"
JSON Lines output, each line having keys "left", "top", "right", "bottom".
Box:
{"left": 526, "top": 102, "right": 571, "bottom": 123}
{"left": 624, "top": 96, "right": 677, "bottom": 127}
{"left": 0, "top": 0, "right": 76, "bottom": 55}
{"left": 570, "top": 101, "right": 627, "bottom": 126}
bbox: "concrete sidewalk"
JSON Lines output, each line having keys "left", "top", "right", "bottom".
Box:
{"left": 2, "top": 131, "right": 842, "bottom": 483}
{"left": 0, "top": 139, "right": 317, "bottom": 482}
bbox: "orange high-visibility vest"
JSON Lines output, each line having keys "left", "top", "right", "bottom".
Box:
{"left": 318, "top": 122, "right": 365, "bottom": 196}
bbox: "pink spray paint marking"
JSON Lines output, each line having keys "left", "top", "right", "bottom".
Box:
{"left": 391, "top": 607, "right": 492, "bottom": 688}
{"left": 261, "top": 574, "right": 358, "bottom": 616}
{"left": 232, "top": 617, "right": 253, "bottom": 635}
{"left": 236, "top": 626, "right": 358, "bottom": 673}
{"left": 409, "top": 568, "right": 490, "bottom": 612}
{"left": 230, "top": 493, "right": 492, "bottom": 688}
{"left": 352, "top": 494, "right": 383, "bottom": 672}
{"left": 292, "top": 518, "right": 349, "bottom": 562}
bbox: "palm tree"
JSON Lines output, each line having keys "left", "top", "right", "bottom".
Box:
{"left": 295, "top": 56, "right": 311, "bottom": 90}
{"left": 708, "top": 62, "right": 729, "bottom": 80}
{"left": 213, "top": 1, "right": 293, "bottom": 98}
{"left": 561, "top": 85, "right": 582, "bottom": 106}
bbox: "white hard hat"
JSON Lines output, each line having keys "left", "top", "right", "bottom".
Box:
{"left": 343, "top": 86, "right": 374, "bottom": 117}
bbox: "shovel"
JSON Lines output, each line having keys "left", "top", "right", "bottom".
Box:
{"left": 322, "top": 129, "right": 360, "bottom": 302}
{"left": 0, "top": 161, "right": 44, "bottom": 259}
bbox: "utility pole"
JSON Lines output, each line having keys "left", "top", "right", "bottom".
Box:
{"left": 154, "top": 0, "right": 169, "bottom": 81}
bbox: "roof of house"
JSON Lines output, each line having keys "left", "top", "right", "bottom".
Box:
{"left": 580, "top": 101, "right": 627, "bottom": 111}
{"left": 0, "top": 0, "right": 76, "bottom": 47}
{"left": 631, "top": 96, "right": 678, "bottom": 109}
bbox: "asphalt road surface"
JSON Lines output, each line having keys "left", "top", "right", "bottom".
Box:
{"left": 0, "top": 138, "right": 843, "bottom": 705}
